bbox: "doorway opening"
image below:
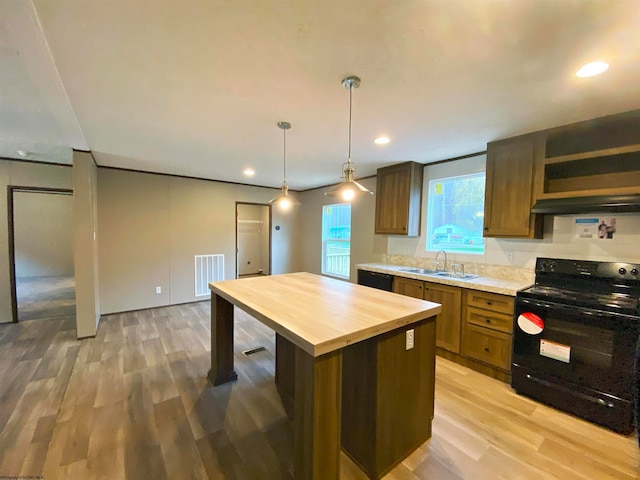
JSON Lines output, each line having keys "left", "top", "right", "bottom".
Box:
{"left": 8, "top": 187, "right": 75, "bottom": 323}
{"left": 236, "top": 202, "right": 271, "bottom": 279}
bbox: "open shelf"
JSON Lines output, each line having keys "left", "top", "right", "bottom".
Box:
{"left": 545, "top": 111, "right": 640, "bottom": 158}
{"left": 536, "top": 110, "right": 640, "bottom": 199}
{"left": 544, "top": 152, "right": 640, "bottom": 195}
{"left": 543, "top": 144, "right": 640, "bottom": 165}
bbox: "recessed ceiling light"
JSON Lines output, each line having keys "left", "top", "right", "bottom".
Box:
{"left": 243, "top": 168, "right": 255, "bottom": 176}
{"left": 374, "top": 136, "right": 390, "bottom": 145}
{"left": 576, "top": 61, "right": 609, "bottom": 78}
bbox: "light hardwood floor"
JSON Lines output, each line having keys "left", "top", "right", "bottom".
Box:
{"left": 0, "top": 301, "right": 638, "bottom": 479}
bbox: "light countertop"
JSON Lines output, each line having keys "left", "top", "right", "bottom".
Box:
{"left": 356, "top": 263, "right": 532, "bottom": 296}
{"left": 210, "top": 272, "right": 441, "bottom": 356}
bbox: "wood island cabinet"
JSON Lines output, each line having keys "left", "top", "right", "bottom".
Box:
{"left": 483, "top": 135, "right": 543, "bottom": 239}
{"left": 375, "top": 162, "right": 423, "bottom": 236}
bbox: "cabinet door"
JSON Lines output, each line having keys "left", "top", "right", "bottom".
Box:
{"left": 484, "top": 136, "right": 543, "bottom": 238}
{"left": 393, "top": 277, "right": 423, "bottom": 299}
{"left": 375, "top": 162, "right": 423, "bottom": 236}
{"left": 423, "top": 282, "right": 462, "bottom": 353}
{"left": 462, "top": 323, "right": 512, "bottom": 370}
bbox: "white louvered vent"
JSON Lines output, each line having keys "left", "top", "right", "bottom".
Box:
{"left": 195, "top": 254, "right": 224, "bottom": 297}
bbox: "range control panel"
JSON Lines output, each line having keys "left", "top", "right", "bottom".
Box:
{"left": 536, "top": 258, "right": 640, "bottom": 280}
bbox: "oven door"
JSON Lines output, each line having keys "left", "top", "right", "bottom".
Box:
{"left": 512, "top": 297, "right": 637, "bottom": 401}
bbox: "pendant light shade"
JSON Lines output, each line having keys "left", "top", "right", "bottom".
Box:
{"left": 324, "top": 76, "right": 374, "bottom": 200}
{"left": 269, "top": 121, "right": 301, "bottom": 209}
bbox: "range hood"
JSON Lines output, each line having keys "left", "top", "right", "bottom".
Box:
{"left": 531, "top": 194, "right": 640, "bottom": 214}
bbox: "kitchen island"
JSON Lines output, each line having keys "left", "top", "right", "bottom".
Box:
{"left": 208, "top": 272, "right": 441, "bottom": 480}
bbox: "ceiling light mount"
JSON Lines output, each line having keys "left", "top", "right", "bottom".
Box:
{"left": 325, "top": 75, "right": 373, "bottom": 200}
{"left": 342, "top": 76, "right": 361, "bottom": 90}
{"left": 269, "top": 121, "right": 300, "bottom": 209}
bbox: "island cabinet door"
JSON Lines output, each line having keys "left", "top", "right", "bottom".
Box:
{"left": 423, "top": 282, "right": 462, "bottom": 354}
{"left": 341, "top": 317, "right": 436, "bottom": 480}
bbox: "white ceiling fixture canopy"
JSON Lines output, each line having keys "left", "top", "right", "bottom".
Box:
{"left": 325, "top": 75, "right": 374, "bottom": 201}
{"left": 269, "top": 121, "right": 300, "bottom": 210}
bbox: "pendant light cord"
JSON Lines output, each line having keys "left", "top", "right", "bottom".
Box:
{"left": 347, "top": 83, "right": 352, "bottom": 163}
{"left": 283, "top": 127, "right": 287, "bottom": 183}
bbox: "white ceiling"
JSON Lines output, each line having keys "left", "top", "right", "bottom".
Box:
{"left": 1, "top": 0, "right": 639, "bottom": 190}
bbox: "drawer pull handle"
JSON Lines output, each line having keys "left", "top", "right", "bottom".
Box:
{"left": 486, "top": 301, "right": 493, "bottom": 305}
{"left": 485, "top": 319, "right": 491, "bottom": 323}
{"left": 484, "top": 347, "right": 490, "bottom": 352}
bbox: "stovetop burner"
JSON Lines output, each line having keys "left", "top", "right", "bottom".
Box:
{"left": 518, "top": 258, "right": 640, "bottom": 316}
{"left": 519, "top": 284, "right": 639, "bottom": 315}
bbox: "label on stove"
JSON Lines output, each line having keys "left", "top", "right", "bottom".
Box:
{"left": 540, "top": 339, "right": 571, "bottom": 363}
{"left": 517, "top": 312, "right": 544, "bottom": 335}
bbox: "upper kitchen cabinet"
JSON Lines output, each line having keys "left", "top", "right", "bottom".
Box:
{"left": 483, "top": 135, "right": 544, "bottom": 238}
{"left": 533, "top": 110, "right": 640, "bottom": 201}
{"left": 375, "top": 161, "right": 423, "bottom": 236}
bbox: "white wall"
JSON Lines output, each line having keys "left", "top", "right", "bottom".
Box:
{"left": 98, "top": 169, "right": 302, "bottom": 314}
{"left": 73, "top": 151, "right": 101, "bottom": 338}
{"left": 14, "top": 191, "right": 74, "bottom": 278}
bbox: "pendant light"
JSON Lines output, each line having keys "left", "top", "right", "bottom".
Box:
{"left": 269, "top": 121, "right": 300, "bottom": 209}
{"left": 324, "top": 75, "right": 374, "bottom": 200}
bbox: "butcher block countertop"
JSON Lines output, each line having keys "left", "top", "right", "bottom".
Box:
{"left": 357, "top": 263, "right": 531, "bottom": 296}
{"left": 209, "top": 271, "right": 441, "bottom": 357}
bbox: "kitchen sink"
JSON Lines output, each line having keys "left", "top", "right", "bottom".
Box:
{"left": 398, "top": 268, "right": 438, "bottom": 274}
{"left": 398, "top": 267, "right": 478, "bottom": 280}
{"left": 432, "top": 272, "right": 479, "bottom": 280}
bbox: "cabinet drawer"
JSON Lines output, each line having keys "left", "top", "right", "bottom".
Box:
{"left": 465, "top": 290, "right": 514, "bottom": 315}
{"left": 462, "top": 324, "right": 512, "bottom": 371}
{"left": 465, "top": 306, "right": 513, "bottom": 334}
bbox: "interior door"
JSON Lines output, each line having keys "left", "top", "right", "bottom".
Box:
{"left": 9, "top": 187, "right": 75, "bottom": 322}
{"left": 236, "top": 203, "right": 271, "bottom": 278}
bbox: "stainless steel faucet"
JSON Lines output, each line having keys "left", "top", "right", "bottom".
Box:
{"left": 434, "top": 250, "right": 448, "bottom": 272}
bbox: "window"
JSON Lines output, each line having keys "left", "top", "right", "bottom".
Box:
{"left": 322, "top": 203, "right": 351, "bottom": 278}
{"left": 426, "top": 172, "right": 486, "bottom": 254}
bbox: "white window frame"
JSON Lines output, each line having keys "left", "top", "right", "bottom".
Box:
{"left": 425, "top": 172, "right": 486, "bottom": 255}
{"left": 321, "top": 203, "right": 351, "bottom": 279}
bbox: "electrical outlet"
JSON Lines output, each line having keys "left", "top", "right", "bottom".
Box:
{"left": 406, "top": 329, "right": 414, "bottom": 350}
{"left": 156, "top": 286, "right": 161, "bottom": 294}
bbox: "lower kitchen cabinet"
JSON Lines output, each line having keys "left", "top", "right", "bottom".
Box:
{"left": 461, "top": 323, "right": 512, "bottom": 370}
{"left": 393, "top": 277, "right": 424, "bottom": 299}
{"left": 423, "top": 282, "right": 462, "bottom": 354}
{"left": 461, "top": 290, "right": 514, "bottom": 380}
{"left": 389, "top": 272, "right": 516, "bottom": 382}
